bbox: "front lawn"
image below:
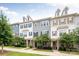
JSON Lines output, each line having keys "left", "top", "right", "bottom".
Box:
{"left": 0, "top": 50, "right": 43, "bottom": 56}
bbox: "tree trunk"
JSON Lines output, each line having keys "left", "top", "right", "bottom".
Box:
{"left": 1, "top": 43, "right": 4, "bottom": 54}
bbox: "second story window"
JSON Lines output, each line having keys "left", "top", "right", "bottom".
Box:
{"left": 29, "top": 32, "right": 32, "bottom": 36}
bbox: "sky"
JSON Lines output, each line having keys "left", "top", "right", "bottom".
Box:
{"left": 0, "top": 3, "right": 79, "bottom": 24}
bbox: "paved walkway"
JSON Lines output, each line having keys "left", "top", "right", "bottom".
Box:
{"left": 0, "top": 47, "right": 78, "bottom": 56}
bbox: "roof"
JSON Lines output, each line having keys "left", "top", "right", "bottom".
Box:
{"left": 11, "top": 13, "right": 79, "bottom": 25}
{"left": 52, "top": 13, "right": 79, "bottom": 19}
{"left": 11, "top": 17, "right": 52, "bottom": 25}
{"left": 11, "top": 20, "right": 33, "bottom": 25}
{"left": 33, "top": 17, "right": 52, "bottom": 22}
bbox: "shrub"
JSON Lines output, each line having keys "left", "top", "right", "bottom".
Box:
{"left": 29, "top": 45, "right": 32, "bottom": 48}
{"left": 12, "top": 37, "right": 26, "bottom": 47}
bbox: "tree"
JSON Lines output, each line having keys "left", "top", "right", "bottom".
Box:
{"left": 34, "top": 34, "right": 51, "bottom": 49}
{"left": 59, "top": 32, "right": 76, "bottom": 51}
{"left": 0, "top": 10, "right": 12, "bottom": 53}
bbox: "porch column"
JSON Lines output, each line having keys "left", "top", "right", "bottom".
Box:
{"left": 30, "top": 40, "right": 32, "bottom": 46}
{"left": 57, "top": 40, "right": 59, "bottom": 50}
{"left": 51, "top": 40, "right": 53, "bottom": 51}
{"left": 33, "top": 40, "right": 35, "bottom": 49}
{"left": 26, "top": 40, "right": 29, "bottom": 48}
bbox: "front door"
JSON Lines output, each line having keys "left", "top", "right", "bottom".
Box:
{"left": 53, "top": 41, "right": 57, "bottom": 50}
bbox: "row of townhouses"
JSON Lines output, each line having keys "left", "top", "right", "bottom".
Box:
{"left": 11, "top": 7, "right": 79, "bottom": 50}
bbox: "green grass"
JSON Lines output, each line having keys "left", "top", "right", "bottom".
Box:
{"left": 0, "top": 51, "right": 44, "bottom": 56}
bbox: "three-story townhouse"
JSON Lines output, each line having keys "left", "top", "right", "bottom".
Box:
{"left": 50, "top": 13, "right": 79, "bottom": 50}
{"left": 19, "top": 16, "right": 33, "bottom": 47}
{"left": 33, "top": 17, "right": 52, "bottom": 48}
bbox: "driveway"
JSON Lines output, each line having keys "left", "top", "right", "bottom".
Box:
{"left": 0, "top": 47, "right": 78, "bottom": 56}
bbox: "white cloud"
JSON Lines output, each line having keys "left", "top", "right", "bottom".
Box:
{"left": 0, "top": 6, "right": 21, "bottom": 24}
{"left": 0, "top": 6, "right": 8, "bottom": 11}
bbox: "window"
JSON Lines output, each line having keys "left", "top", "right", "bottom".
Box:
{"left": 67, "top": 17, "right": 73, "bottom": 24}
{"left": 20, "top": 24, "right": 23, "bottom": 29}
{"left": 69, "top": 17, "right": 73, "bottom": 24}
{"left": 28, "top": 23, "right": 32, "bottom": 27}
{"left": 53, "top": 20, "right": 58, "bottom": 26}
{"left": 20, "top": 33, "right": 23, "bottom": 36}
{"left": 41, "top": 31, "right": 42, "bottom": 35}
{"left": 24, "top": 24, "right": 27, "bottom": 28}
{"left": 24, "top": 24, "right": 26, "bottom": 28}
{"left": 29, "top": 32, "right": 32, "bottom": 36}
{"left": 59, "top": 19, "right": 66, "bottom": 25}
{"left": 44, "top": 22, "right": 45, "bottom": 26}
{"left": 52, "top": 31, "right": 57, "bottom": 36}
{"left": 34, "top": 32, "right": 38, "bottom": 37}
{"left": 24, "top": 23, "right": 32, "bottom": 28}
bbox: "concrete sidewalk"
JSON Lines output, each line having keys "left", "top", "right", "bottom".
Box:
{"left": 0, "top": 47, "right": 78, "bottom": 56}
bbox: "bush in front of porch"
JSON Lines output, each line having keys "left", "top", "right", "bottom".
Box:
{"left": 33, "top": 34, "right": 52, "bottom": 50}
